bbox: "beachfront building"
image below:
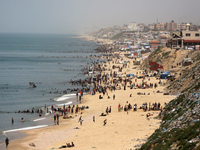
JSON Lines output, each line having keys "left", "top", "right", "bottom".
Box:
{"left": 176, "top": 23, "right": 197, "bottom": 31}
{"left": 168, "top": 24, "right": 200, "bottom": 49}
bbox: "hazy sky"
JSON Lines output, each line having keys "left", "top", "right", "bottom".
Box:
{"left": 0, "top": 0, "right": 200, "bottom": 34}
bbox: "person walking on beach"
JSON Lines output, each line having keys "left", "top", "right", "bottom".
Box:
{"left": 5, "top": 137, "right": 9, "bottom": 148}
{"left": 56, "top": 114, "right": 59, "bottom": 125}
{"left": 54, "top": 114, "right": 56, "bottom": 125}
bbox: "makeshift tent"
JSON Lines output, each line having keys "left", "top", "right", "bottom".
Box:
{"left": 160, "top": 71, "right": 170, "bottom": 79}
{"left": 127, "top": 73, "right": 134, "bottom": 77}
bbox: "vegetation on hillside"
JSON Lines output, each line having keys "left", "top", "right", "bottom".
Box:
{"left": 140, "top": 49, "right": 200, "bottom": 150}
{"left": 110, "top": 32, "right": 124, "bottom": 40}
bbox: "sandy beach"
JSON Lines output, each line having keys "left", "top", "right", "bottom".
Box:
{"left": 5, "top": 51, "right": 175, "bottom": 150}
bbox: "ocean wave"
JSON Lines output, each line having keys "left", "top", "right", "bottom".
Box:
{"left": 33, "top": 118, "right": 46, "bottom": 122}
{"left": 53, "top": 93, "right": 76, "bottom": 102}
{"left": 3, "top": 125, "right": 48, "bottom": 133}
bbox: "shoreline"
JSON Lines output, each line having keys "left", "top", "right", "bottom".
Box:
{"left": 0, "top": 36, "right": 103, "bottom": 148}
{"left": 0, "top": 35, "right": 107, "bottom": 148}
{"left": 6, "top": 38, "right": 176, "bottom": 150}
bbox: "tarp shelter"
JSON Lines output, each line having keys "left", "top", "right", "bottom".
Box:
{"left": 160, "top": 71, "right": 170, "bottom": 79}
{"left": 127, "top": 73, "right": 134, "bottom": 77}
{"left": 149, "top": 62, "right": 163, "bottom": 70}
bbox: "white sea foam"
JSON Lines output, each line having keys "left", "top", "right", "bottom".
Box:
{"left": 33, "top": 118, "right": 46, "bottom": 122}
{"left": 3, "top": 125, "right": 48, "bottom": 133}
{"left": 54, "top": 93, "right": 76, "bottom": 102}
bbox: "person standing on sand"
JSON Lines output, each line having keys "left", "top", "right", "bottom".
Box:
{"left": 106, "top": 107, "right": 109, "bottom": 114}
{"left": 57, "top": 114, "right": 59, "bottom": 125}
{"left": 80, "top": 119, "right": 83, "bottom": 126}
{"left": 93, "top": 116, "right": 95, "bottom": 122}
{"left": 113, "top": 94, "right": 115, "bottom": 100}
{"left": 109, "top": 106, "right": 111, "bottom": 113}
{"left": 54, "top": 114, "right": 56, "bottom": 125}
{"left": 5, "top": 137, "right": 9, "bottom": 148}
{"left": 79, "top": 116, "right": 82, "bottom": 122}
{"left": 103, "top": 119, "right": 107, "bottom": 126}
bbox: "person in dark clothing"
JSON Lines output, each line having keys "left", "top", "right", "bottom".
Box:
{"left": 93, "top": 116, "right": 95, "bottom": 122}
{"left": 11, "top": 117, "right": 14, "bottom": 124}
{"left": 54, "top": 114, "right": 56, "bottom": 125}
{"left": 5, "top": 137, "right": 9, "bottom": 148}
{"left": 103, "top": 119, "right": 107, "bottom": 126}
{"left": 56, "top": 114, "right": 59, "bottom": 125}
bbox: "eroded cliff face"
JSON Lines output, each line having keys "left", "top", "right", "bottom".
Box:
{"left": 141, "top": 47, "right": 199, "bottom": 93}
{"left": 140, "top": 48, "right": 200, "bottom": 150}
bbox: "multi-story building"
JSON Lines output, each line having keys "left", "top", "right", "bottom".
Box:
{"left": 181, "top": 23, "right": 187, "bottom": 30}
{"left": 177, "top": 24, "right": 181, "bottom": 31}
{"left": 148, "top": 24, "right": 155, "bottom": 30}
{"left": 155, "top": 23, "right": 161, "bottom": 30}
{"left": 160, "top": 22, "right": 165, "bottom": 30}
{"left": 166, "top": 20, "right": 177, "bottom": 31}
{"left": 137, "top": 23, "right": 145, "bottom": 31}
{"left": 155, "top": 22, "right": 165, "bottom": 31}
{"left": 128, "top": 22, "right": 138, "bottom": 31}
{"left": 168, "top": 24, "right": 200, "bottom": 49}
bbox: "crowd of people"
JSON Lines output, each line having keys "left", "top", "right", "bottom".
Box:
{"left": 117, "top": 101, "right": 163, "bottom": 113}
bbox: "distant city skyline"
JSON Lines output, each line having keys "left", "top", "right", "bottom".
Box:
{"left": 0, "top": 0, "right": 200, "bottom": 34}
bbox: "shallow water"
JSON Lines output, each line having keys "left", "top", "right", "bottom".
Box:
{"left": 0, "top": 33, "right": 98, "bottom": 143}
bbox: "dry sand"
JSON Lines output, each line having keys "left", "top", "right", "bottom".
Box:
{"left": 6, "top": 52, "right": 176, "bottom": 150}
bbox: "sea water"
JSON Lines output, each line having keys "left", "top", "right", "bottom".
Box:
{"left": 0, "top": 33, "right": 98, "bottom": 144}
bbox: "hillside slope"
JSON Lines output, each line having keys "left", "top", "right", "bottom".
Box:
{"left": 140, "top": 48, "right": 200, "bottom": 150}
